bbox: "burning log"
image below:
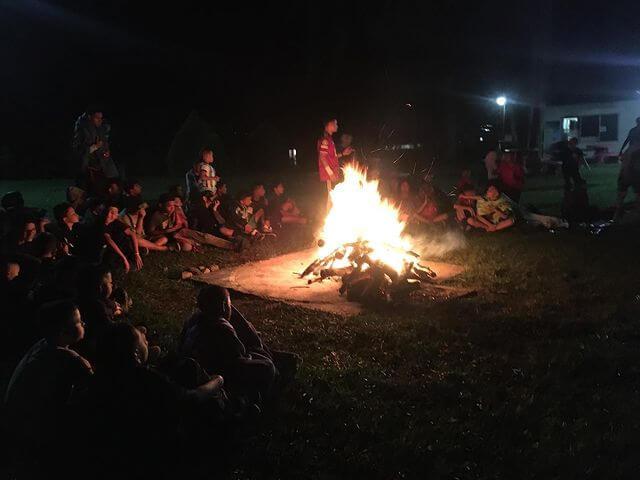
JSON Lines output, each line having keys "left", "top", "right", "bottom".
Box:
{"left": 301, "top": 239, "right": 436, "bottom": 307}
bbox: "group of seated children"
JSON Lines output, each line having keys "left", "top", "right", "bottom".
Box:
{"left": 395, "top": 172, "right": 516, "bottom": 233}
{"left": 0, "top": 148, "right": 307, "bottom": 276}
{"left": 1, "top": 270, "right": 299, "bottom": 476}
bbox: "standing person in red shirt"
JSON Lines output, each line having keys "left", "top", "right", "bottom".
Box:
{"left": 497, "top": 152, "right": 525, "bottom": 203}
{"left": 317, "top": 118, "right": 353, "bottom": 202}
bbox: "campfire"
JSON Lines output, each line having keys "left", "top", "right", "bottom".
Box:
{"left": 301, "top": 163, "right": 436, "bottom": 306}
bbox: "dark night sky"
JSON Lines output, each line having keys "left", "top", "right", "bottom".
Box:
{"left": 2, "top": 0, "right": 640, "bottom": 175}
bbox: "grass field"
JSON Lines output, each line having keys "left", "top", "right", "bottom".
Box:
{"left": 3, "top": 165, "right": 640, "bottom": 479}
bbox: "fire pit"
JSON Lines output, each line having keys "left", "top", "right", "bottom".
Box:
{"left": 300, "top": 162, "right": 439, "bottom": 306}
{"left": 300, "top": 240, "right": 436, "bottom": 306}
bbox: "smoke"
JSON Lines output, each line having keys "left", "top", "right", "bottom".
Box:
{"left": 406, "top": 229, "right": 467, "bottom": 259}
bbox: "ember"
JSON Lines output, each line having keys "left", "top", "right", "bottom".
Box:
{"left": 301, "top": 163, "right": 436, "bottom": 306}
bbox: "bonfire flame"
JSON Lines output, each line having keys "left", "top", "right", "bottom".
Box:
{"left": 317, "top": 163, "right": 414, "bottom": 273}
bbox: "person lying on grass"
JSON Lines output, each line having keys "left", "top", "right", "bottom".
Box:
{"left": 459, "top": 184, "right": 515, "bottom": 232}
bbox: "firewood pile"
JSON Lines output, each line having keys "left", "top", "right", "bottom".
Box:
{"left": 300, "top": 240, "right": 436, "bottom": 306}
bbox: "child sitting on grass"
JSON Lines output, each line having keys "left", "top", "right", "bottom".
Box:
{"left": 231, "top": 192, "right": 264, "bottom": 240}
{"left": 413, "top": 183, "right": 449, "bottom": 225}
{"left": 267, "top": 181, "right": 307, "bottom": 227}
{"left": 453, "top": 185, "right": 478, "bottom": 229}
{"left": 460, "top": 184, "right": 515, "bottom": 232}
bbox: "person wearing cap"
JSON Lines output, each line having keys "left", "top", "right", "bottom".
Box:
{"left": 317, "top": 118, "right": 353, "bottom": 196}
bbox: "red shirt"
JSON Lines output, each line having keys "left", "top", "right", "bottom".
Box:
{"left": 498, "top": 161, "right": 525, "bottom": 191}
{"left": 317, "top": 132, "right": 339, "bottom": 182}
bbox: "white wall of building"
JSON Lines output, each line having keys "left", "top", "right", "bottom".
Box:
{"left": 542, "top": 99, "right": 640, "bottom": 155}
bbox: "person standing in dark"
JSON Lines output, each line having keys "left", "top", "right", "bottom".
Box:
{"left": 559, "top": 138, "right": 585, "bottom": 191}
{"left": 72, "top": 107, "right": 118, "bottom": 195}
{"left": 615, "top": 118, "right": 640, "bottom": 220}
{"left": 619, "top": 117, "right": 640, "bottom": 158}
{"left": 317, "top": 118, "right": 353, "bottom": 201}
{"left": 497, "top": 152, "right": 525, "bottom": 202}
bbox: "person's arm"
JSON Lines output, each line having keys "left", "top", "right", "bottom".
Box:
{"left": 620, "top": 134, "right": 631, "bottom": 155}
{"left": 135, "top": 210, "right": 146, "bottom": 236}
{"left": 124, "top": 227, "right": 143, "bottom": 270}
{"left": 104, "top": 232, "right": 130, "bottom": 273}
{"left": 318, "top": 139, "right": 335, "bottom": 178}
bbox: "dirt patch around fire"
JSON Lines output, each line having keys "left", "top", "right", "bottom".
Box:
{"left": 191, "top": 248, "right": 469, "bottom": 316}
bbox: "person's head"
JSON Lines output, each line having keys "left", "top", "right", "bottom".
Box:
{"left": 96, "top": 323, "right": 149, "bottom": 371}
{"left": 4, "top": 260, "right": 20, "bottom": 281}
{"left": 201, "top": 190, "right": 215, "bottom": 208}
{"left": 53, "top": 202, "right": 80, "bottom": 226}
{"left": 124, "top": 180, "right": 142, "bottom": 197}
{"left": 273, "top": 181, "right": 285, "bottom": 196}
{"left": 168, "top": 184, "right": 184, "bottom": 198}
{"left": 486, "top": 183, "right": 501, "bottom": 201}
{"left": 324, "top": 118, "right": 338, "bottom": 134}
{"left": 39, "top": 300, "right": 85, "bottom": 346}
{"left": 420, "top": 183, "right": 436, "bottom": 199}
{"left": 103, "top": 204, "right": 120, "bottom": 225}
{"left": 239, "top": 192, "right": 253, "bottom": 207}
{"left": 66, "top": 186, "right": 87, "bottom": 209}
{"left": 86, "top": 197, "right": 105, "bottom": 216}
{"left": 124, "top": 196, "right": 146, "bottom": 215}
{"left": 33, "top": 232, "right": 58, "bottom": 259}
{"left": 78, "top": 265, "right": 113, "bottom": 300}
{"left": 1, "top": 191, "right": 24, "bottom": 211}
{"left": 197, "top": 286, "right": 231, "bottom": 320}
{"left": 252, "top": 183, "right": 266, "bottom": 199}
{"left": 20, "top": 220, "right": 38, "bottom": 244}
{"left": 106, "top": 180, "right": 121, "bottom": 197}
{"left": 158, "top": 194, "right": 176, "bottom": 215}
{"left": 340, "top": 133, "right": 353, "bottom": 147}
{"left": 462, "top": 186, "right": 476, "bottom": 197}
{"left": 87, "top": 108, "right": 104, "bottom": 128}
{"left": 398, "top": 179, "right": 412, "bottom": 197}
{"left": 200, "top": 148, "right": 214, "bottom": 164}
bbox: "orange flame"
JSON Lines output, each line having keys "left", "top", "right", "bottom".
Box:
{"left": 317, "top": 163, "right": 414, "bottom": 273}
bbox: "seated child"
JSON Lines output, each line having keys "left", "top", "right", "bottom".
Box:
{"left": 460, "top": 184, "right": 516, "bottom": 232}
{"left": 120, "top": 196, "right": 170, "bottom": 252}
{"left": 230, "top": 192, "right": 265, "bottom": 240}
{"left": 267, "top": 181, "right": 307, "bottom": 227}
{"left": 414, "top": 184, "right": 449, "bottom": 225}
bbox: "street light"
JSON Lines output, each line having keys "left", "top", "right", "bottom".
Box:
{"left": 495, "top": 96, "right": 507, "bottom": 141}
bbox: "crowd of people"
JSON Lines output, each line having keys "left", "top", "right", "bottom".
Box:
{"left": 0, "top": 109, "right": 310, "bottom": 476}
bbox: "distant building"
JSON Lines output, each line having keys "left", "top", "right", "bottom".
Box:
{"left": 542, "top": 99, "right": 640, "bottom": 160}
